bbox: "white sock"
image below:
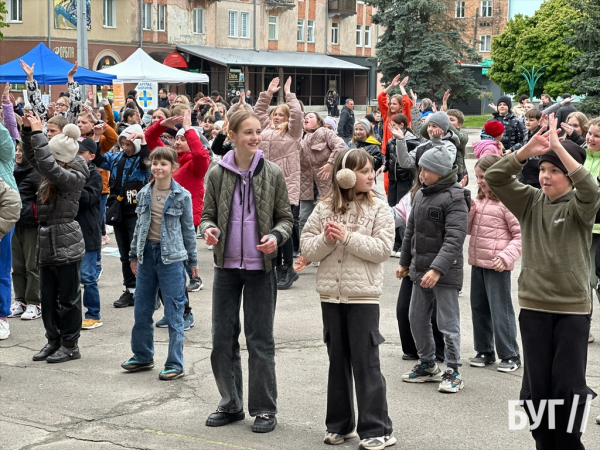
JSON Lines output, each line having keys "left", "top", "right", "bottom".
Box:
{"left": 128, "top": 288, "right": 136, "bottom": 294}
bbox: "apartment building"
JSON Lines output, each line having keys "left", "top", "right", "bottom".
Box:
{"left": 1, "top": 0, "right": 380, "bottom": 105}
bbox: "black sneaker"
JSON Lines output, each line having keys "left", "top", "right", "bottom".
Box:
{"left": 252, "top": 414, "right": 277, "bottom": 433}
{"left": 498, "top": 356, "right": 521, "bottom": 373}
{"left": 186, "top": 278, "right": 204, "bottom": 292}
{"left": 114, "top": 290, "right": 135, "bottom": 308}
{"left": 46, "top": 345, "right": 81, "bottom": 363}
{"left": 469, "top": 351, "right": 496, "bottom": 367}
{"left": 277, "top": 265, "right": 299, "bottom": 290}
{"left": 206, "top": 409, "right": 245, "bottom": 427}
{"left": 32, "top": 342, "right": 61, "bottom": 361}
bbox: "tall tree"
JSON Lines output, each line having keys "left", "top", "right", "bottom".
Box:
{"left": 567, "top": 0, "right": 600, "bottom": 116}
{"left": 367, "top": 0, "right": 482, "bottom": 103}
{"left": 488, "top": 0, "right": 582, "bottom": 98}
{"left": 0, "top": 2, "right": 9, "bottom": 40}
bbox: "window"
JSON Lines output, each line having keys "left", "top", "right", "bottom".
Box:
{"left": 331, "top": 23, "right": 339, "bottom": 45}
{"left": 364, "top": 25, "right": 371, "bottom": 47}
{"left": 356, "top": 25, "right": 363, "bottom": 47}
{"left": 307, "top": 20, "right": 315, "bottom": 43}
{"left": 7, "top": 0, "right": 22, "bottom": 22}
{"left": 268, "top": 16, "right": 278, "bottom": 40}
{"left": 157, "top": 4, "right": 166, "bottom": 32}
{"left": 297, "top": 19, "right": 305, "bottom": 42}
{"left": 481, "top": 0, "right": 493, "bottom": 17}
{"left": 480, "top": 35, "right": 491, "bottom": 52}
{"left": 228, "top": 10, "right": 239, "bottom": 37}
{"left": 455, "top": 1, "right": 465, "bottom": 18}
{"left": 103, "top": 0, "right": 116, "bottom": 27}
{"left": 193, "top": 8, "right": 205, "bottom": 34}
{"left": 142, "top": 2, "right": 152, "bottom": 30}
{"left": 240, "top": 11, "right": 250, "bottom": 39}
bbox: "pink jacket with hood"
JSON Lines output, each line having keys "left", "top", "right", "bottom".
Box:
{"left": 473, "top": 138, "right": 503, "bottom": 159}
{"left": 468, "top": 195, "right": 522, "bottom": 271}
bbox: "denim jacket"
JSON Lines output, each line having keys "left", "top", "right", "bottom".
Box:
{"left": 129, "top": 179, "right": 198, "bottom": 267}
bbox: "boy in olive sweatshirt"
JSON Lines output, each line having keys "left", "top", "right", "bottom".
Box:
{"left": 485, "top": 116, "right": 600, "bottom": 450}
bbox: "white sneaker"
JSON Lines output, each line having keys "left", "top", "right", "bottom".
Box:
{"left": 390, "top": 249, "right": 396, "bottom": 257}
{"left": 394, "top": 251, "right": 401, "bottom": 258}
{"left": 106, "top": 225, "right": 114, "bottom": 235}
{"left": 207, "top": 245, "right": 214, "bottom": 250}
{"left": 0, "top": 319, "right": 10, "bottom": 340}
{"left": 8, "top": 301, "right": 25, "bottom": 317}
{"left": 324, "top": 430, "right": 358, "bottom": 445}
{"left": 21, "top": 304, "right": 42, "bottom": 320}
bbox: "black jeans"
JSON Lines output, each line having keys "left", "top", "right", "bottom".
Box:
{"left": 322, "top": 302, "right": 393, "bottom": 440}
{"left": 396, "top": 276, "right": 445, "bottom": 361}
{"left": 291, "top": 204, "right": 300, "bottom": 254}
{"left": 519, "top": 310, "right": 595, "bottom": 450}
{"left": 276, "top": 237, "right": 294, "bottom": 268}
{"left": 40, "top": 262, "right": 82, "bottom": 345}
{"left": 113, "top": 214, "right": 138, "bottom": 288}
{"left": 211, "top": 268, "right": 278, "bottom": 416}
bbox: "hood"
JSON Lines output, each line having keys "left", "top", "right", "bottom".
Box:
{"left": 219, "top": 149, "right": 264, "bottom": 176}
{"left": 118, "top": 124, "right": 144, "bottom": 154}
{"left": 404, "top": 130, "right": 419, "bottom": 141}
{"left": 177, "top": 126, "right": 210, "bottom": 148}
{"left": 473, "top": 139, "right": 501, "bottom": 158}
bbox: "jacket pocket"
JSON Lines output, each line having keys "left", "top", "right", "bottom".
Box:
{"left": 519, "top": 267, "right": 588, "bottom": 303}
{"left": 368, "top": 330, "right": 385, "bottom": 368}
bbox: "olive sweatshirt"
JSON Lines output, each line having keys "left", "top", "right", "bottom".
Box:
{"left": 485, "top": 153, "right": 600, "bottom": 314}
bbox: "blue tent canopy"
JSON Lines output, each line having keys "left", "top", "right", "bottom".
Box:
{"left": 0, "top": 43, "right": 116, "bottom": 85}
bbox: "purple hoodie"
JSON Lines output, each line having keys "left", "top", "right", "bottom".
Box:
{"left": 219, "top": 149, "right": 265, "bottom": 270}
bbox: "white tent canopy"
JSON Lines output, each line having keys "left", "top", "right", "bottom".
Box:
{"left": 99, "top": 48, "right": 209, "bottom": 83}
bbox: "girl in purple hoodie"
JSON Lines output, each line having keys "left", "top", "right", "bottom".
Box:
{"left": 200, "top": 110, "right": 293, "bottom": 434}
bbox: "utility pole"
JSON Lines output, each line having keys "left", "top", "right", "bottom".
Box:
{"left": 77, "top": 0, "right": 89, "bottom": 100}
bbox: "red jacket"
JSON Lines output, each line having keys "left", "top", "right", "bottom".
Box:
{"left": 145, "top": 121, "right": 210, "bottom": 226}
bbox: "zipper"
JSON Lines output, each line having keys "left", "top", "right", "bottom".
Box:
{"left": 239, "top": 175, "right": 245, "bottom": 268}
{"left": 48, "top": 225, "right": 56, "bottom": 256}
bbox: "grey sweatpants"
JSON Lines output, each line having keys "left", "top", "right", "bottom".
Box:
{"left": 409, "top": 283, "right": 462, "bottom": 368}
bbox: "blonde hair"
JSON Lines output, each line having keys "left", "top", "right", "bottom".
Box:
{"left": 321, "top": 149, "right": 374, "bottom": 215}
{"left": 269, "top": 104, "right": 290, "bottom": 134}
{"left": 209, "top": 103, "right": 227, "bottom": 117}
{"left": 566, "top": 112, "right": 589, "bottom": 136}
{"left": 171, "top": 104, "right": 190, "bottom": 116}
{"left": 387, "top": 94, "right": 404, "bottom": 119}
{"left": 475, "top": 154, "right": 501, "bottom": 201}
{"left": 228, "top": 109, "right": 260, "bottom": 134}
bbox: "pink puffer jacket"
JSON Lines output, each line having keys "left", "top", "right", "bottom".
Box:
{"left": 254, "top": 92, "right": 303, "bottom": 205}
{"left": 468, "top": 196, "right": 522, "bottom": 270}
{"left": 473, "top": 139, "right": 502, "bottom": 159}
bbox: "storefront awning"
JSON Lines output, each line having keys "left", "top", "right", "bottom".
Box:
{"left": 176, "top": 45, "right": 369, "bottom": 71}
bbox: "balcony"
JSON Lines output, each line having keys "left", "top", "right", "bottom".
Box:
{"left": 265, "top": 0, "right": 296, "bottom": 11}
{"left": 328, "top": 0, "right": 357, "bottom": 17}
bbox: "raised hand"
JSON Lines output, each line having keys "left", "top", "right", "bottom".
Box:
{"left": 9, "top": 93, "right": 17, "bottom": 106}
{"left": 28, "top": 113, "right": 44, "bottom": 132}
{"left": 87, "top": 85, "right": 94, "bottom": 102}
{"left": 283, "top": 76, "right": 292, "bottom": 95}
{"left": 46, "top": 102, "right": 56, "bottom": 117}
{"left": 547, "top": 114, "right": 562, "bottom": 152}
{"left": 443, "top": 89, "right": 450, "bottom": 105}
{"left": 2, "top": 82, "right": 9, "bottom": 100}
{"left": 182, "top": 109, "right": 192, "bottom": 131}
{"left": 391, "top": 74, "right": 401, "bottom": 87}
{"left": 101, "top": 85, "right": 108, "bottom": 98}
{"left": 388, "top": 122, "right": 404, "bottom": 140}
{"left": 161, "top": 115, "right": 183, "bottom": 129}
{"left": 20, "top": 60, "right": 35, "bottom": 81}
{"left": 67, "top": 61, "right": 79, "bottom": 82}
{"left": 399, "top": 76, "right": 409, "bottom": 87}
{"left": 410, "top": 89, "right": 417, "bottom": 105}
{"left": 240, "top": 90, "right": 246, "bottom": 104}
{"left": 268, "top": 77, "right": 280, "bottom": 95}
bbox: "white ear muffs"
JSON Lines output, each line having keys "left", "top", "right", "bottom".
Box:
{"left": 336, "top": 149, "right": 357, "bottom": 190}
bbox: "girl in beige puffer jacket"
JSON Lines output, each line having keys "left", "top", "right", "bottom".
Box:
{"left": 300, "top": 148, "right": 396, "bottom": 448}
{"left": 468, "top": 154, "right": 522, "bottom": 373}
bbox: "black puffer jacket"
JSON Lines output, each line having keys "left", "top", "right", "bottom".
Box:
{"left": 21, "top": 130, "right": 89, "bottom": 266}
{"left": 485, "top": 111, "right": 525, "bottom": 152}
{"left": 399, "top": 167, "right": 468, "bottom": 288}
{"left": 337, "top": 106, "right": 355, "bottom": 139}
{"left": 75, "top": 163, "right": 103, "bottom": 252}
{"left": 14, "top": 157, "right": 41, "bottom": 228}
{"left": 384, "top": 132, "right": 420, "bottom": 181}
{"left": 350, "top": 138, "right": 385, "bottom": 172}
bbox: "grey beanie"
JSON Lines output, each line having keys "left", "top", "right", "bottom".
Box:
{"left": 419, "top": 147, "right": 453, "bottom": 177}
{"left": 427, "top": 112, "right": 450, "bottom": 134}
{"left": 357, "top": 119, "right": 372, "bottom": 134}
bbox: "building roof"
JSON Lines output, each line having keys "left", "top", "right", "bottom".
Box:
{"left": 176, "top": 45, "right": 369, "bottom": 71}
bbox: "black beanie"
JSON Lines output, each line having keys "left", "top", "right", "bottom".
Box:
{"left": 539, "top": 141, "right": 586, "bottom": 175}
{"left": 497, "top": 95, "right": 512, "bottom": 110}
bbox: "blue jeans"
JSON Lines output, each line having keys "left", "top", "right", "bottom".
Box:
{"left": 81, "top": 250, "right": 101, "bottom": 320}
{"left": 470, "top": 266, "right": 519, "bottom": 360}
{"left": 0, "top": 227, "right": 14, "bottom": 317}
{"left": 211, "top": 267, "right": 278, "bottom": 416}
{"left": 131, "top": 241, "right": 186, "bottom": 370}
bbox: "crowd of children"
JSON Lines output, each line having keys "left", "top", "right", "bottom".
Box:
{"left": 3, "top": 62, "right": 600, "bottom": 450}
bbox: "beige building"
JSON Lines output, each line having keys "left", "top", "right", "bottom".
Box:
{"left": 1, "top": 0, "right": 380, "bottom": 105}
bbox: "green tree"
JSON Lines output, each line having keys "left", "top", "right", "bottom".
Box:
{"left": 367, "top": 0, "right": 482, "bottom": 103}
{"left": 0, "top": 1, "right": 9, "bottom": 40}
{"left": 488, "top": 0, "right": 582, "bottom": 99}
{"left": 567, "top": 0, "right": 600, "bottom": 115}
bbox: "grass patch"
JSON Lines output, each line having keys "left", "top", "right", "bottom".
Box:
{"left": 462, "top": 115, "right": 493, "bottom": 128}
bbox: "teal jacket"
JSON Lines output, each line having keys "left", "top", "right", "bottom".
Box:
{"left": 0, "top": 123, "right": 16, "bottom": 191}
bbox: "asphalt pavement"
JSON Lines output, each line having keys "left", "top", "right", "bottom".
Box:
{"left": 3, "top": 157, "right": 600, "bottom": 450}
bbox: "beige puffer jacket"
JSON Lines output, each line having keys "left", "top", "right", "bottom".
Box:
{"left": 0, "top": 177, "right": 21, "bottom": 240}
{"left": 254, "top": 92, "right": 303, "bottom": 205}
{"left": 300, "top": 198, "right": 395, "bottom": 304}
{"left": 300, "top": 127, "right": 346, "bottom": 201}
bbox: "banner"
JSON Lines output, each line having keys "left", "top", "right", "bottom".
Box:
{"left": 135, "top": 82, "right": 158, "bottom": 112}
{"left": 54, "top": 0, "right": 92, "bottom": 30}
{"left": 112, "top": 81, "right": 125, "bottom": 109}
